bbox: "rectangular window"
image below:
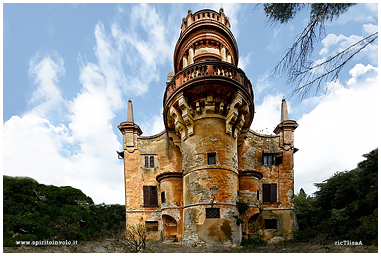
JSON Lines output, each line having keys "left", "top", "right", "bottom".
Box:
{"left": 143, "top": 186, "right": 158, "bottom": 207}
{"left": 143, "top": 155, "right": 155, "bottom": 168}
{"left": 262, "top": 183, "right": 277, "bottom": 203}
{"left": 257, "top": 189, "right": 259, "bottom": 201}
{"left": 161, "top": 191, "right": 166, "bottom": 203}
{"left": 145, "top": 221, "right": 159, "bottom": 231}
{"left": 207, "top": 152, "right": 216, "bottom": 165}
{"left": 263, "top": 152, "right": 283, "bottom": 166}
{"left": 149, "top": 155, "right": 155, "bottom": 168}
{"left": 265, "top": 219, "right": 277, "bottom": 229}
{"left": 263, "top": 153, "right": 274, "bottom": 165}
{"left": 206, "top": 208, "right": 220, "bottom": 218}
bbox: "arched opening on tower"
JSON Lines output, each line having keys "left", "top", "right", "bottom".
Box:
{"left": 162, "top": 215, "right": 178, "bottom": 242}
{"left": 247, "top": 213, "right": 260, "bottom": 238}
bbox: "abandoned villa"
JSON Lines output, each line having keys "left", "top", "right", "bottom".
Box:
{"left": 117, "top": 8, "right": 299, "bottom": 246}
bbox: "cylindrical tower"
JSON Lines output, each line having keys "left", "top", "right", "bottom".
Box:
{"left": 163, "top": 8, "right": 254, "bottom": 246}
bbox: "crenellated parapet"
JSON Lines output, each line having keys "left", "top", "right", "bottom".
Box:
{"left": 181, "top": 8, "right": 231, "bottom": 32}
{"left": 174, "top": 8, "right": 238, "bottom": 73}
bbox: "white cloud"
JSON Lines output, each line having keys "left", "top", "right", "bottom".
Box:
{"left": 4, "top": 19, "right": 129, "bottom": 205}
{"left": 28, "top": 53, "right": 65, "bottom": 116}
{"left": 318, "top": 32, "right": 378, "bottom": 67}
{"left": 294, "top": 65, "right": 378, "bottom": 196}
{"left": 3, "top": 4, "right": 180, "bottom": 205}
{"left": 253, "top": 71, "right": 273, "bottom": 96}
{"left": 111, "top": 3, "right": 174, "bottom": 96}
{"left": 238, "top": 51, "right": 254, "bottom": 71}
{"left": 140, "top": 112, "right": 165, "bottom": 137}
{"left": 362, "top": 23, "right": 378, "bottom": 35}
{"left": 348, "top": 63, "right": 378, "bottom": 86}
{"left": 250, "top": 93, "right": 283, "bottom": 134}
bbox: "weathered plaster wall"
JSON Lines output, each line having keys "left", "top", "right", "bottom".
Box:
{"left": 124, "top": 131, "right": 182, "bottom": 241}
{"left": 237, "top": 129, "right": 296, "bottom": 239}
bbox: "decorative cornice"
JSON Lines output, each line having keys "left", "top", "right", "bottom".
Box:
{"left": 273, "top": 120, "right": 298, "bottom": 134}
{"left": 156, "top": 172, "right": 183, "bottom": 183}
{"left": 239, "top": 170, "right": 263, "bottom": 180}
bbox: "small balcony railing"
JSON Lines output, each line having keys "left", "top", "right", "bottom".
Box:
{"left": 164, "top": 61, "right": 253, "bottom": 103}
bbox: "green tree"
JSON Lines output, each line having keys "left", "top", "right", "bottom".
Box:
{"left": 312, "top": 148, "right": 378, "bottom": 244}
{"left": 262, "top": 3, "right": 378, "bottom": 99}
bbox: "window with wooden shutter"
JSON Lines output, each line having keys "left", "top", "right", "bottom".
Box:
{"left": 143, "top": 186, "right": 158, "bottom": 207}
{"left": 144, "top": 156, "right": 149, "bottom": 168}
{"left": 262, "top": 183, "right": 277, "bottom": 203}
{"left": 145, "top": 221, "right": 159, "bottom": 231}
{"left": 275, "top": 152, "right": 283, "bottom": 165}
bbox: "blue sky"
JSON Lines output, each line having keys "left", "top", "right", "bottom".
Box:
{"left": 3, "top": 3, "right": 378, "bottom": 204}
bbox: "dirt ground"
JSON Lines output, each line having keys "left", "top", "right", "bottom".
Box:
{"left": 3, "top": 239, "right": 378, "bottom": 253}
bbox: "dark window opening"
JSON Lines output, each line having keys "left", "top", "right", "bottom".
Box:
{"left": 143, "top": 186, "right": 158, "bottom": 207}
{"left": 265, "top": 219, "right": 277, "bottom": 229}
{"left": 207, "top": 152, "right": 216, "bottom": 165}
{"left": 257, "top": 189, "right": 259, "bottom": 201}
{"left": 161, "top": 191, "right": 166, "bottom": 203}
{"left": 145, "top": 221, "right": 159, "bottom": 231}
{"left": 206, "top": 208, "right": 220, "bottom": 218}
{"left": 262, "top": 183, "right": 277, "bottom": 203}
{"left": 275, "top": 152, "right": 283, "bottom": 165}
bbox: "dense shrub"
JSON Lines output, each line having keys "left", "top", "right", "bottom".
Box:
{"left": 3, "top": 176, "right": 125, "bottom": 247}
{"left": 241, "top": 237, "right": 264, "bottom": 246}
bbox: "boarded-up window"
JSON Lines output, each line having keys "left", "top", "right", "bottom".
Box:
{"left": 161, "top": 191, "right": 166, "bottom": 203}
{"left": 262, "top": 184, "right": 277, "bottom": 203}
{"left": 265, "top": 219, "right": 277, "bottom": 229}
{"left": 145, "top": 221, "right": 159, "bottom": 231}
{"left": 206, "top": 208, "right": 220, "bottom": 218}
{"left": 207, "top": 152, "right": 216, "bottom": 165}
{"left": 143, "top": 186, "right": 158, "bottom": 207}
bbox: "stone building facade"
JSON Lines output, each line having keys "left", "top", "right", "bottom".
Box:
{"left": 118, "top": 8, "right": 298, "bottom": 246}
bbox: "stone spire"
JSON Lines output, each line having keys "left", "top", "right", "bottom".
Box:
{"left": 127, "top": 99, "right": 134, "bottom": 123}
{"left": 281, "top": 98, "right": 289, "bottom": 122}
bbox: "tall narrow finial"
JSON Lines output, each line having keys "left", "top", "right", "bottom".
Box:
{"left": 281, "top": 98, "right": 289, "bottom": 122}
{"left": 127, "top": 99, "right": 134, "bottom": 123}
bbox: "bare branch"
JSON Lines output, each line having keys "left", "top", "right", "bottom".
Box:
{"left": 289, "top": 32, "right": 378, "bottom": 99}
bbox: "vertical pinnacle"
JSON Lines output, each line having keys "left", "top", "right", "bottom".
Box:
{"left": 127, "top": 99, "right": 134, "bottom": 123}
{"left": 281, "top": 98, "right": 289, "bottom": 122}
